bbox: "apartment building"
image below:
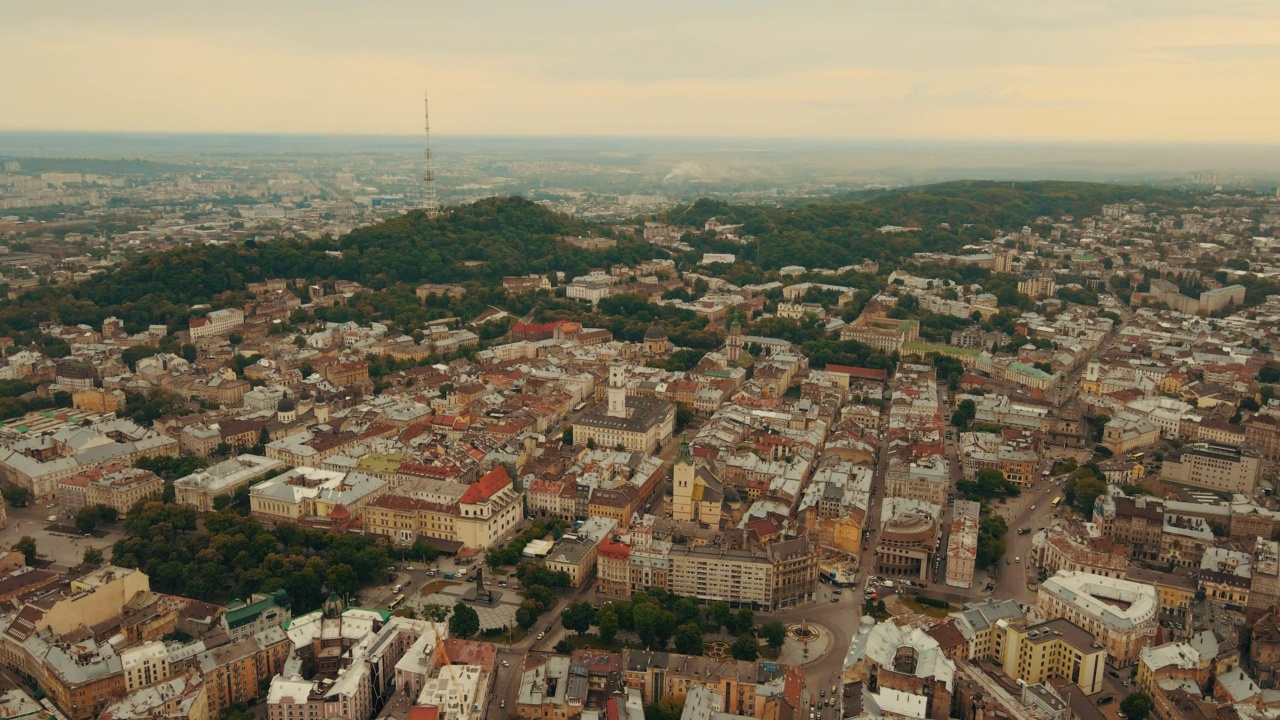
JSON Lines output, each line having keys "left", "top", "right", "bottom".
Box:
{"left": 1161, "top": 442, "right": 1261, "bottom": 495}
{"left": 665, "top": 535, "right": 818, "bottom": 611}
{"left": 1038, "top": 571, "right": 1158, "bottom": 667}
{"left": 189, "top": 308, "right": 245, "bottom": 340}
{"left": 993, "top": 618, "right": 1106, "bottom": 695}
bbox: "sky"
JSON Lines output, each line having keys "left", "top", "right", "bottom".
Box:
{"left": 3, "top": 1, "right": 1279, "bottom": 142}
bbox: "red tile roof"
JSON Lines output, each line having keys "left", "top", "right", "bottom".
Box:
{"left": 825, "top": 364, "right": 889, "bottom": 381}
{"left": 460, "top": 466, "right": 511, "bottom": 504}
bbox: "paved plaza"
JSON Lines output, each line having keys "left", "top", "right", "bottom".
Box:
{"left": 411, "top": 583, "right": 520, "bottom": 630}
{"left": 0, "top": 504, "right": 119, "bottom": 570}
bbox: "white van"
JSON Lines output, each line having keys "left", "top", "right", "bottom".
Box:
{"left": 393, "top": 584, "right": 403, "bottom": 593}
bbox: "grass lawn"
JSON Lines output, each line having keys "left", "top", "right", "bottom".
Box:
{"left": 419, "top": 580, "right": 456, "bottom": 596}
{"left": 902, "top": 596, "right": 951, "bottom": 618}
{"left": 481, "top": 625, "right": 529, "bottom": 645}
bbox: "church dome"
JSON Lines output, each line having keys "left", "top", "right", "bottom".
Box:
{"left": 645, "top": 323, "right": 668, "bottom": 341}
{"left": 277, "top": 397, "right": 297, "bottom": 413}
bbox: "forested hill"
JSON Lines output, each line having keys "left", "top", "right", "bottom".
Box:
{"left": 662, "top": 180, "right": 1186, "bottom": 270}
{"left": 0, "top": 181, "right": 1187, "bottom": 337}
{"left": 0, "top": 197, "right": 657, "bottom": 336}
{"left": 336, "top": 196, "right": 657, "bottom": 282}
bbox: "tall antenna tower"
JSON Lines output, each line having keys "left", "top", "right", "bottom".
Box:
{"left": 422, "top": 92, "right": 441, "bottom": 217}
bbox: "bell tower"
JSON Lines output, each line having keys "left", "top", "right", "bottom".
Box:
{"left": 727, "top": 321, "right": 742, "bottom": 363}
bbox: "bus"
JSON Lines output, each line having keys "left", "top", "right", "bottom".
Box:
{"left": 1051, "top": 497, "right": 1062, "bottom": 508}
{"left": 388, "top": 593, "right": 406, "bottom": 611}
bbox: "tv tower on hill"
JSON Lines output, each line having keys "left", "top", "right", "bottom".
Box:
{"left": 422, "top": 92, "right": 441, "bottom": 217}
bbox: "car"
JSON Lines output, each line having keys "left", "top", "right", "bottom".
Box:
{"left": 499, "top": 581, "right": 508, "bottom": 587}
{"left": 407, "top": 566, "right": 415, "bottom": 571}
{"left": 1030, "top": 504, "right": 1036, "bottom": 510}
{"left": 820, "top": 690, "right": 826, "bottom": 697}
{"left": 1007, "top": 558, "right": 1012, "bottom": 565}
{"left": 501, "top": 700, "right": 506, "bottom": 709}
{"left": 537, "top": 631, "right": 546, "bottom": 640}
{"left": 831, "top": 597, "right": 839, "bottom": 602}
{"left": 810, "top": 700, "right": 816, "bottom": 708}
{"left": 1015, "top": 556, "right": 1021, "bottom": 563}
{"left": 1097, "top": 695, "right": 1114, "bottom": 705}
{"left": 502, "top": 659, "right": 510, "bottom": 667}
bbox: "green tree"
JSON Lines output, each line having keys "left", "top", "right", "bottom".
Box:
{"left": 674, "top": 622, "right": 704, "bottom": 655}
{"left": 2, "top": 486, "right": 31, "bottom": 508}
{"left": 760, "top": 621, "right": 787, "bottom": 651}
{"left": 325, "top": 563, "right": 360, "bottom": 598}
{"left": 633, "top": 603, "right": 661, "bottom": 648}
{"left": 596, "top": 606, "right": 619, "bottom": 644}
{"left": 83, "top": 547, "right": 105, "bottom": 565}
{"left": 709, "top": 602, "right": 733, "bottom": 632}
{"left": 951, "top": 395, "right": 979, "bottom": 429}
{"left": 75, "top": 506, "right": 100, "bottom": 535}
{"left": 731, "top": 634, "right": 759, "bottom": 661}
{"left": 1066, "top": 472, "right": 1107, "bottom": 516}
{"left": 449, "top": 602, "right": 481, "bottom": 639}
{"left": 561, "top": 601, "right": 596, "bottom": 635}
{"left": 735, "top": 608, "right": 755, "bottom": 635}
{"left": 1120, "top": 691, "right": 1152, "bottom": 720}
{"left": 14, "top": 536, "right": 37, "bottom": 565}
{"left": 516, "top": 600, "right": 541, "bottom": 630}
{"left": 646, "top": 695, "right": 686, "bottom": 720}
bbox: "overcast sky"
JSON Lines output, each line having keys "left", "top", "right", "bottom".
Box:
{"left": 3, "top": 1, "right": 1278, "bottom": 142}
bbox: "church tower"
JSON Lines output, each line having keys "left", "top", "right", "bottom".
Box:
{"left": 727, "top": 321, "right": 742, "bottom": 363}
{"left": 672, "top": 437, "right": 696, "bottom": 522}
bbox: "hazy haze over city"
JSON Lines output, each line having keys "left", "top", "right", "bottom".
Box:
{"left": 5, "top": 1, "right": 1280, "bottom": 143}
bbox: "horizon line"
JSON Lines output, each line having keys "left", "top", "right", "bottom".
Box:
{"left": 2, "top": 129, "right": 1280, "bottom": 148}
